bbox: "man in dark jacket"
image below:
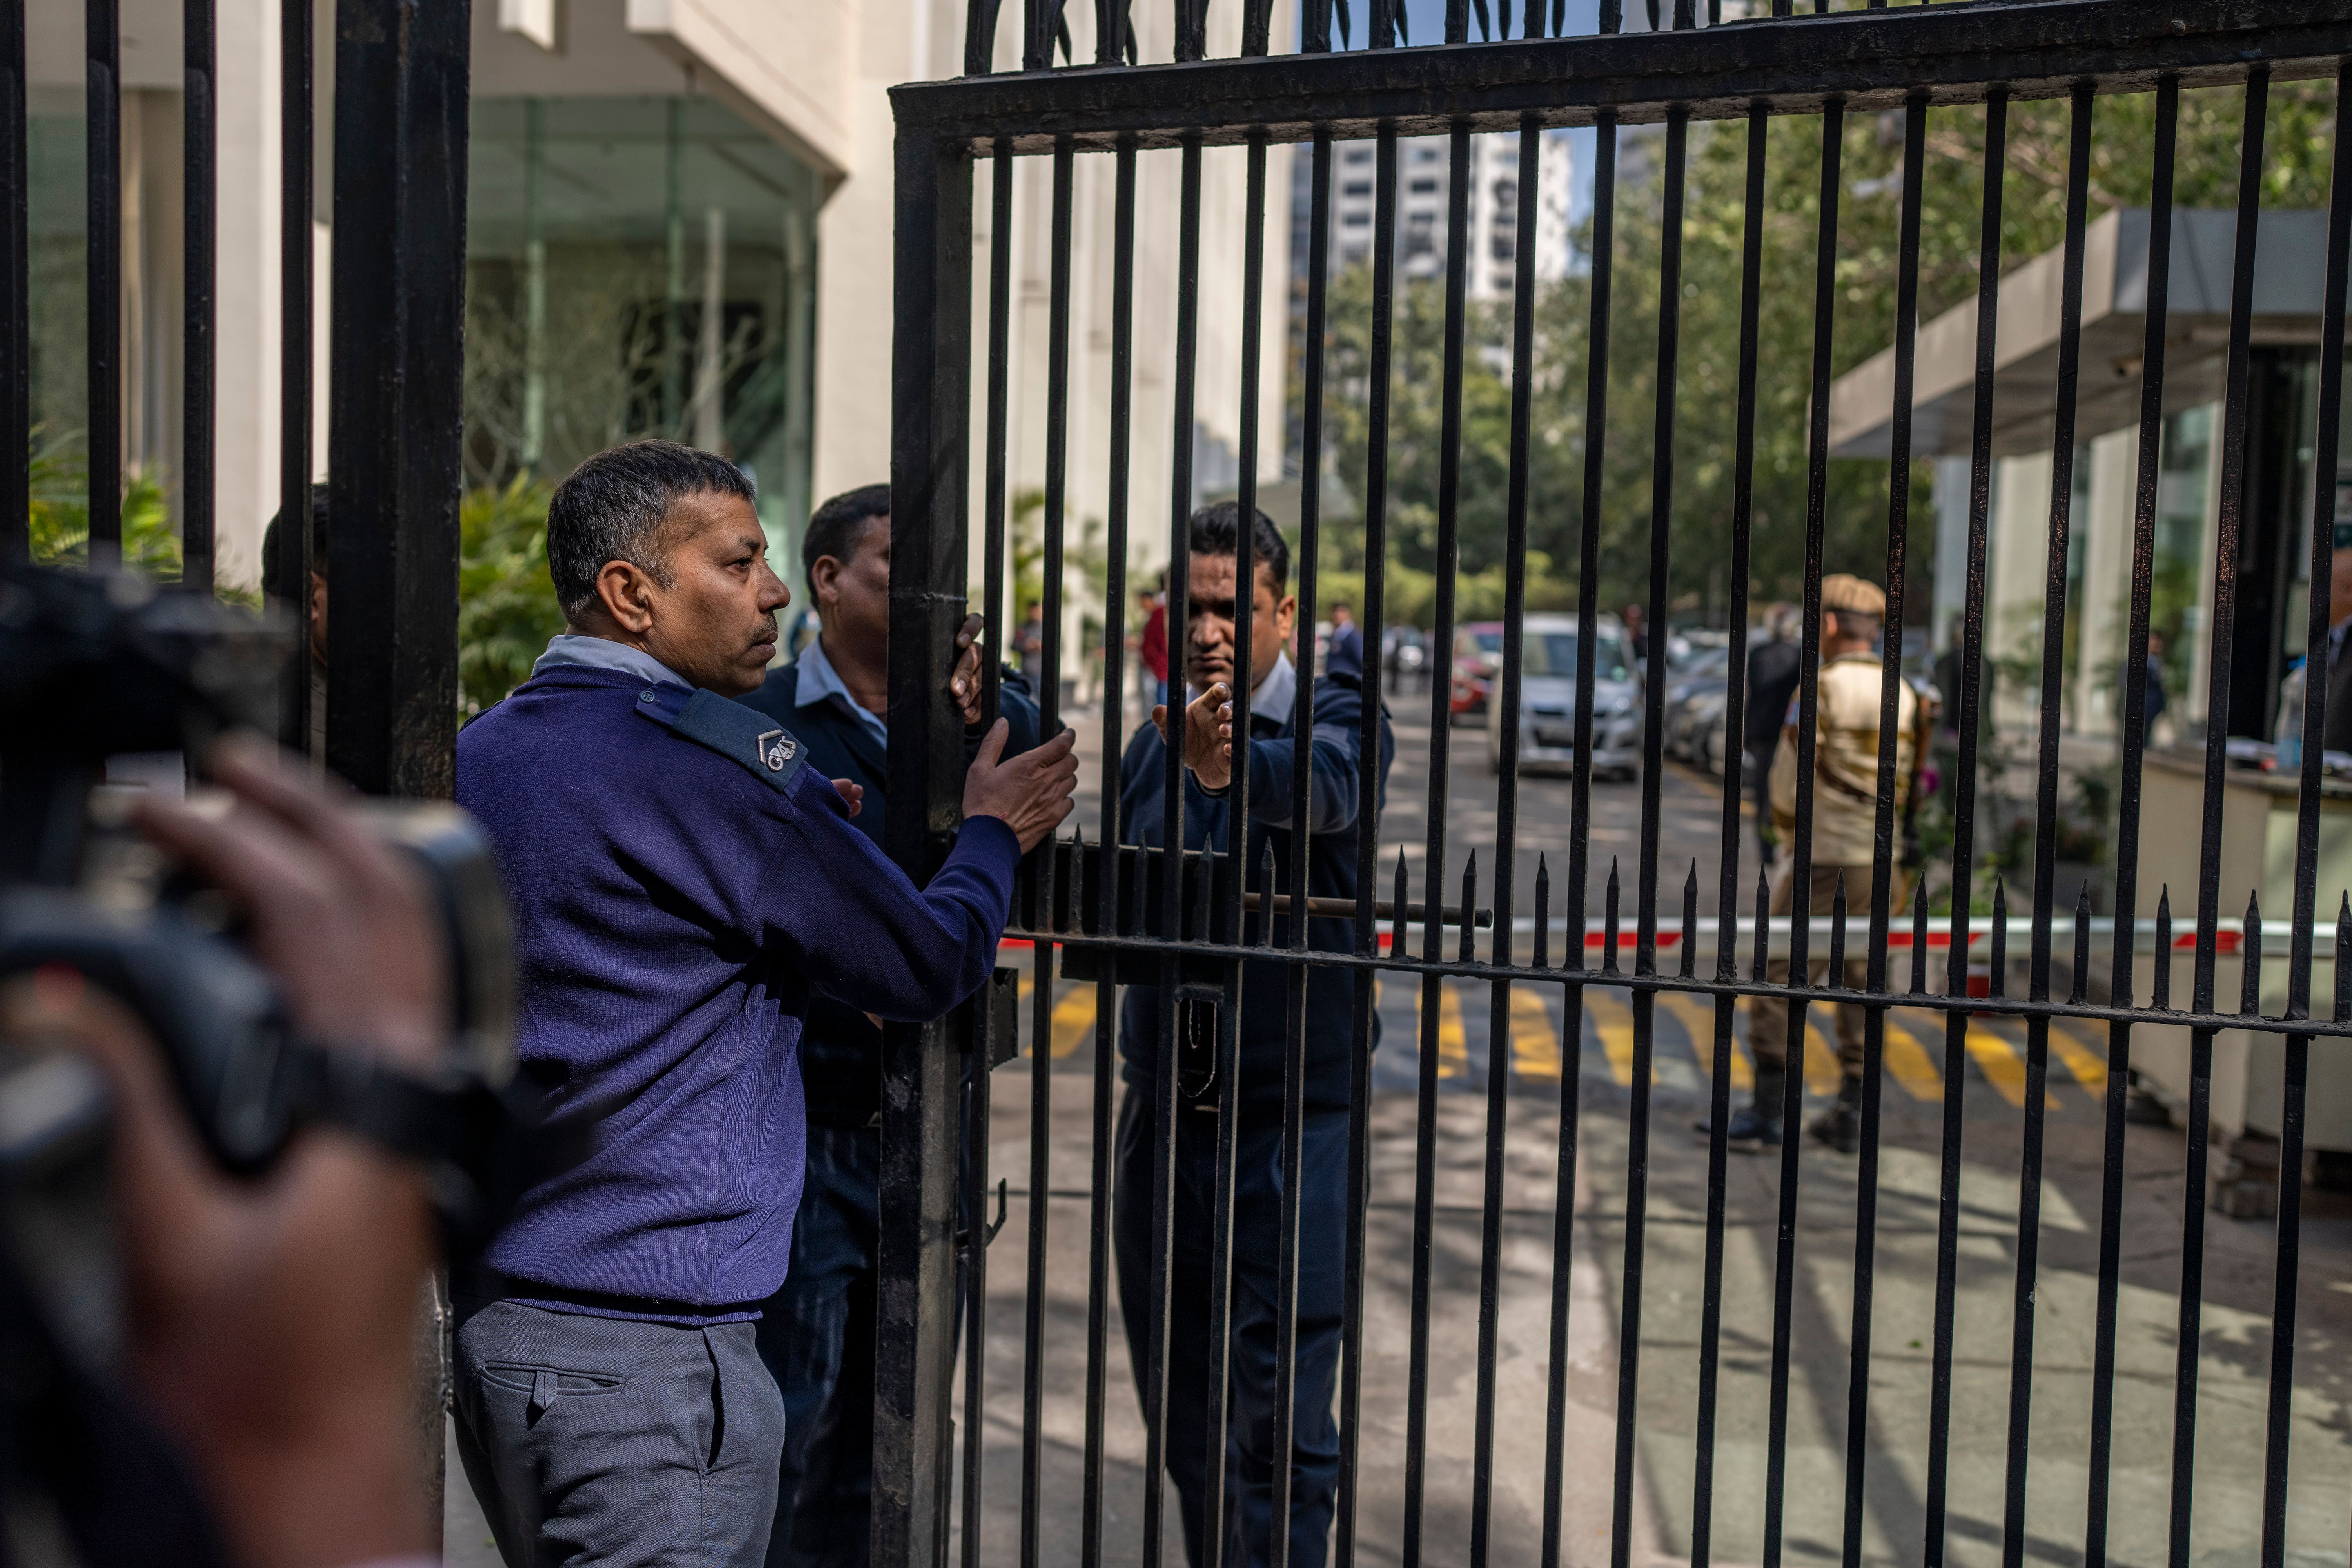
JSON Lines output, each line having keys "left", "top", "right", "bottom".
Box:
{"left": 738, "top": 484, "right": 1041, "bottom": 1567}
{"left": 1114, "top": 502, "right": 1394, "bottom": 1568}
{"left": 1744, "top": 603, "right": 1802, "bottom": 866}
{"left": 451, "top": 442, "right": 1077, "bottom": 1568}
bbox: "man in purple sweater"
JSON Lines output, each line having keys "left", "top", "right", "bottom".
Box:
{"left": 451, "top": 440, "right": 1076, "bottom": 1567}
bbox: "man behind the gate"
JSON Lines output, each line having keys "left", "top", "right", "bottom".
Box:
{"left": 1114, "top": 501, "right": 1395, "bottom": 1568}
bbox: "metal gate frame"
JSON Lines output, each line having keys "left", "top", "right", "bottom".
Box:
{"left": 884, "top": 4, "right": 2352, "bottom": 1567}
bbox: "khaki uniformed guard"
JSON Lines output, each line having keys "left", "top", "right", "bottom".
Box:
{"left": 1704, "top": 573, "right": 1926, "bottom": 1155}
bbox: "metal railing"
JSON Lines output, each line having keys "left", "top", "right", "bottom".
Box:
{"left": 0, "top": 0, "right": 465, "bottom": 795}
{"left": 886, "top": 4, "right": 2352, "bottom": 1568}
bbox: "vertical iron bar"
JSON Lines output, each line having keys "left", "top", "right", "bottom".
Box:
{"left": 1925, "top": 89, "right": 2006, "bottom": 1568}
{"left": 1692, "top": 102, "right": 1768, "bottom": 1568}
{"left": 1096, "top": 0, "right": 1129, "bottom": 63}
{"left": 968, "top": 0, "right": 1005, "bottom": 73}
{"left": 2003, "top": 83, "right": 2093, "bottom": 1568}
{"left": 1018, "top": 138, "right": 1075, "bottom": 1568}
{"left": 982, "top": 143, "right": 1014, "bottom": 733}
{"left": 1080, "top": 136, "right": 1138, "bottom": 1568}
{"left": 1143, "top": 136, "right": 1204, "bottom": 1568}
{"left": 1469, "top": 112, "right": 1543, "bottom": 1568}
{"left": 1024, "top": 0, "right": 1051, "bottom": 72}
{"left": 879, "top": 126, "right": 974, "bottom": 1568}
{"left": 1337, "top": 123, "right": 1398, "bottom": 1568}
{"left": 275, "top": 0, "right": 316, "bottom": 748}
{"left": 1765, "top": 99, "right": 1844, "bottom": 1568}
{"left": 1402, "top": 116, "right": 1473, "bottom": 1568}
{"left": 1613, "top": 100, "right": 1686, "bottom": 1568}
{"left": 86, "top": 0, "right": 122, "bottom": 571}
{"left": 325, "top": 0, "right": 468, "bottom": 799}
{"left": 2174, "top": 73, "right": 2270, "bottom": 1568}
{"left": 960, "top": 999, "right": 993, "bottom": 1568}
{"left": 181, "top": 0, "right": 216, "bottom": 592}
{"left": 2259, "top": 59, "right": 2352, "bottom": 1568}
{"left": 1270, "top": 122, "right": 1333, "bottom": 1568}
{"left": 1544, "top": 105, "right": 1615, "bottom": 1568}
{"left": 2088, "top": 77, "right": 2177, "bottom": 1568}
{"left": 1199, "top": 128, "right": 1269, "bottom": 1568}
{"left": 965, "top": 144, "right": 1014, "bottom": 1568}
{"left": 1842, "top": 91, "right": 1926, "bottom": 1568}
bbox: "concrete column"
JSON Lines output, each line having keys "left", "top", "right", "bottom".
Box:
{"left": 2072, "top": 426, "right": 2140, "bottom": 737}
{"left": 1990, "top": 449, "right": 2054, "bottom": 733}
{"left": 1931, "top": 454, "right": 1971, "bottom": 657}
{"left": 211, "top": 0, "right": 283, "bottom": 587}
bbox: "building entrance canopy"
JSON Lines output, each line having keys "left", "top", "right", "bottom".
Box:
{"left": 1831, "top": 205, "right": 2350, "bottom": 459}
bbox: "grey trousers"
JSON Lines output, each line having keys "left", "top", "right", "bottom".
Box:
{"left": 453, "top": 1300, "right": 786, "bottom": 1568}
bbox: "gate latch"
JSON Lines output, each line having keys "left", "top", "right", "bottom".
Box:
{"left": 1176, "top": 984, "right": 1221, "bottom": 1110}
{"left": 962, "top": 965, "right": 1020, "bottom": 1069}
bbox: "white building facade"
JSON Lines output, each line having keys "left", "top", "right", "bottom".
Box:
{"left": 1322, "top": 128, "right": 1570, "bottom": 302}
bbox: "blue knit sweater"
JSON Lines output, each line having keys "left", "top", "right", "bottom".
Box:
{"left": 455, "top": 664, "right": 1020, "bottom": 1321}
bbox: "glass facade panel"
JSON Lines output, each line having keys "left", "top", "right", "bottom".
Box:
{"left": 465, "top": 96, "right": 822, "bottom": 554}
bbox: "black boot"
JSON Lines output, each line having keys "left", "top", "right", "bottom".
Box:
{"left": 1808, "top": 1075, "right": 1863, "bottom": 1155}
{"left": 1695, "top": 1068, "right": 1785, "bottom": 1153}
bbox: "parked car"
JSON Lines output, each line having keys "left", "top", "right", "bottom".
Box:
{"left": 1483, "top": 613, "right": 1642, "bottom": 779}
{"left": 1383, "top": 626, "right": 1427, "bottom": 688}
{"left": 1451, "top": 622, "right": 1505, "bottom": 720}
{"left": 1684, "top": 686, "right": 1730, "bottom": 774}
{"left": 1661, "top": 644, "right": 1731, "bottom": 763}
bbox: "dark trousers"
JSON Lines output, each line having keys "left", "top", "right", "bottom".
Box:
{"left": 1744, "top": 859, "right": 1912, "bottom": 1087}
{"left": 1112, "top": 1089, "right": 1348, "bottom": 1568}
{"left": 755, "top": 1123, "right": 880, "bottom": 1568}
{"left": 452, "top": 1300, "right": 786, "bottom": 1568}
{"left": 1749, "top": 736, "right": 1780, "bottom": 865}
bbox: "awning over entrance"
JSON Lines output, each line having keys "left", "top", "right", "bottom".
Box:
{"left": 1828, "top": 206, "right": 2346, "bottom": 460}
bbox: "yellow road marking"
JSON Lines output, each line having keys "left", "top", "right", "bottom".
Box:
{"left": 1588, "top": 987, "right": 1639, "bottom": 1086}
{"left": 1050, "top": 985, "right": 1099, "bottom": 1058}
{"left": 2046, "top": 1017, "right": 2111, "bottom": 1096}
{"left": 1729, "top": 995, "right": 1841, "bottom": 1096}
{"left": 1880, "top": 1014, "right": 1945, "bottom": 1102}
{"left": 1508, "top": 985, "right": 1564, "bottom": 1083}
{"left": 1413, "top": 981, "right": 1470, "bottom": 1080}
{"left": 1802, "top": 1015, "right": 1842, "bottom": 1097}
{"left": 1658, "top": 991, "right": 1751, "bottom": 1091}
{"left": 1964, "top": 1025, "right": 2060, "bottom": 1109}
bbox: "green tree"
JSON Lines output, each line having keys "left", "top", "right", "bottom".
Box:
{"left": 1300, "top": 79, "right": 2336, "bottom": 630}
{"left": 29, "top": 429, "right": 187, "bottom": 579}
{"left": 457, "top": 476, "right": 569, "bottom": 715}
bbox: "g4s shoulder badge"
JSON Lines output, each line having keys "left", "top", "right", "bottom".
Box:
{"left": 635, "top": 686, "right": 808, "bottom": 794}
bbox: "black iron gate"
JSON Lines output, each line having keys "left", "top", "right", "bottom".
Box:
{"left": 885, "top": 4, "right": 2352, "bottom": 1567}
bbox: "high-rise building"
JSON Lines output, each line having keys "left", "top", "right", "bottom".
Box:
{"left": 1313, "top": 129, "right": 1571, "bottom": 301}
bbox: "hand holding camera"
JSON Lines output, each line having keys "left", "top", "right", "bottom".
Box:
{"left": 0, "top": 562, "right": 524, "bottom": 1566}
{"left": 5, "top": 740, "right": 446, "bottom": 1568}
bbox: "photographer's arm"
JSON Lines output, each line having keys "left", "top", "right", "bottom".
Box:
{"left": 0, "top": 739, "right": 446, "bottom": 1568}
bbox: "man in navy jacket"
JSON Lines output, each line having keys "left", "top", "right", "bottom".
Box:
{"left": 1114, "top": 502, "right": 1393, "bottom": 1568}
{"left": 737, "top": 484, "right": 1041, "bottom": 1567}
{"left": 452, "top": 441, "right": 1077, "bottom": 1568}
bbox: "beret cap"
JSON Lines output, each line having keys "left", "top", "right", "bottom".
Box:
{"left": 1820, "top": 573, "right": 1885, "bottom": 617}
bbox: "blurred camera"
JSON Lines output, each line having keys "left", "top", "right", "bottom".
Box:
{"left": 0, "top": 561, "right": 520, "bottom": 1369}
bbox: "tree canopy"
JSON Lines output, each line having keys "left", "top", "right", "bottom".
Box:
{"left": 1301, "top": 81, "right": 2339, "bottom": 633}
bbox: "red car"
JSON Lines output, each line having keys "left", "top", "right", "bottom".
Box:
{"left": 1451, "top": 622, "right": 1505, "bottom": 719}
